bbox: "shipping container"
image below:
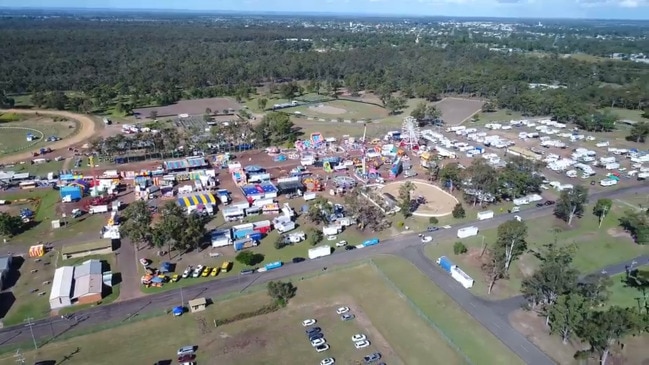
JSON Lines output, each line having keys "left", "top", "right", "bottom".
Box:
{"left": 308, "top": 245, "right": 332, "bottom": 259}
{"left": 233, "top": 238, "right": 259, "bottom": 251}
{"left": 322, "top": 225, "right": 340, "bottom": 235}
{"left": 476, "top": 210, "right": 494, "bottom": 220}
{"left": 362, "top": 238, "right": 380, "bottom": 247}
{"left": 450, "top": 266, "right": 475, "bottom": 289}
{"left": 457, "top": 226, "right": 479, "bottom": 239}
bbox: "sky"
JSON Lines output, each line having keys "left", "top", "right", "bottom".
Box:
{"left": 7, "top": 0, "right": 649, "bottom": 20}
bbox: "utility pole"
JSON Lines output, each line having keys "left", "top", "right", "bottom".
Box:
{"left": 24, "top": 317, "right": 37, "bottom": 350}
{"left": 13, "top": 349, "right": 25, "bottom": 365}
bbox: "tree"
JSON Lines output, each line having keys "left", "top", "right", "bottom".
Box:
{"left": 452, "top": 203, "right": 465, "bottom": 219}
{"left": 0, "top": 213, "right": 24, "bottom": 238}
{"left": 619, "top": 210, "right": 649, "bottom": 245}
{"left": 274, "top": 236, "right": 288, "bottom": 250}
{"left": 548, "top": 294, "right": 589, "bottom": 345}
{"left": 521, "top": 243, "right": 579, "bottom": 321}
{"left": 554, "top": 185, "right": 589, "bottom": 226}
{"left": 576, "top": 307, "right": 639, "bottom": 365}
{"left": 385, "top": 96, "right": 407, "bottom": 115}
{"left": 343, "top": 190, "right": 390, "bottom": 232}
{"left": 483, "top": 247, "right": 507, "bottom": 295}
{"left": 306, "top": 228, "right": 323, "bottom": 246}
{"left": 305, "top": 197, "right": 332, "bottom": 225}
{"left": 463, "top": 159, "right": 498, "bottom": 206}
{"left": 183, "top": 213, "right": 208, "bottom": 251}
{"left": 500, "top": 156, "right": 545, "bottom": 197}
{"left": 627, "top": 122, "right": 649, "bottom": 143}
{"left": 398, "top": 181, "right": 416, "bottom": 218}
{"left": 482, "top": 102, "right": 496, "bottom": 112}
{"left": 120, "top": 200, "right": 153, "bottom": 249}
{"left": 494, "top": 219, "right": 528, "bottom": 273}
{"left": 593, "top": 198, "right": 613, "bottom": 228}
{"left": 257, "top": 98, "right": 268, "bottom": 111}
{"left": 577, "top": 273, "right": 613, "bottom": 307}
{"left": 267, "top": 280, "right": 297, "bottom": 306}
{"left": 236, "top": 251, "right": 264, "bottom": 266}
{"left": 410, "top": 101, "right": 426, "bottom": 121}
{"left": 438, "top": 163, "right": 463, "bottom": 191}
{"left": 254, "top": 112, "right": 298, "bottom": 147}
{"left": 425, "top": 104, "right": 441, "bottom": 120}
{"left": 453, "top": 241, "right": 467, "bottom": 255}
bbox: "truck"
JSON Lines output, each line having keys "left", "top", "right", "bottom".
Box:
{"left": 265, "top": 261, "right": 283, "bottom": 271}
{"left": 233, "top": 236, "right": 260, "bottom": 251}
{"left": 216, "top": 189, "right": 231, "bottom": 205}
{"left": 308, "top": 245, "right": 332, "bottom": 259}
{"left": 457, "top": 226, "right": 479, "bottom": 239}
{"left": 221, "top": 261, "right": 232, "bottom": 273}
{"left": 476, "top": 210, "right": 494, "bottom": 220}
{"left": 436, "top": 256, "right": 454, "bottom": 273}
{"left": 89, "top": 205, "right": 109, "bottom": 214}
{"left": 322, "top": 225, "right": 340, "bottom": 236}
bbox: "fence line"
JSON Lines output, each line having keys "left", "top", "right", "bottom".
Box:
{"left": 369, "top": 260, "right": 475, "bottom": 365}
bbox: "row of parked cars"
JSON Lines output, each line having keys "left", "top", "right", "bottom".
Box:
{"left": 303, "top": 307, "right": 384, "bottom": 365}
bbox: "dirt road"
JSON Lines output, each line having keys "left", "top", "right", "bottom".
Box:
{"left": 0, "top": 109, "right": 98, "bottom": 165}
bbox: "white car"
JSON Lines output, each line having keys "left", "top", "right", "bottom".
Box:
{"left": 302, "top": 319, "right": 316, "bottom": 327}
{"left": 335, "top": 240, "right": 347, "bottom": 247}
{"left": 326, "top": 235, "right": 337, "bottom": 241}
{"left": 421, "top": 236, "right": 432, "bottom": 243}
{"left": 311, "top": 338, "right": 326, "bottom": 347}
{"left": 181, "top": 266, "right": 192, "bottom": 278}
{"left": 320, "top": 358, "right": 335, "bottom": 365}
{"left": 336, "top": 306, "right": 350, "bottom": 314}
{"left": 315, "top": 344, "right": 330, "bottom": 353}
{"left": 354, "top": 340, "right": 370, "bottom": 349}
{"left": 192, "top": 265, "right": 204, "bottom": 278}
{"left": 351, "top": 334, "right": 366, "bottom": 342}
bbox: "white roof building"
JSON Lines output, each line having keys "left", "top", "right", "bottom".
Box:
{"left": 49, "top": 266, "right": 74, "bottom": 310}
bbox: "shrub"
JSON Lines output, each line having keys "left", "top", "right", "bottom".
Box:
{"left": 235, "top": 251, "right": 265, "bottom": 266}
{"left": 428, "top": 217, "right": 439, "bottom": 224}
{"left": 306, "top": 228, "right": 323, "bottom": 246}
{"left": 396, "top": 221, "right": 404, "bottom": 228}
{"left": 452, "top": 203, "right": 466, "bottom": 219}
{"left": 453, "top": 241, "right": 468, "bottom": 255}
{"left": 274, "top": 237, "right": 288, "bottom": 250}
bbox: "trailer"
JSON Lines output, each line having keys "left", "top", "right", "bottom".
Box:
{"left": 436, "top": 256, "right": 474, "bottom": 289}
{"left": 457, "top": 226, "right": 478, "bottom": 239}
{"left": 362, "top": 238, "right": 379, "bottom": 247}
{"left": 216, "top": 189, "right": 231, "bottom": 205}
{"left": 308, "top": 245, "right": 332, "bottom": 259}
{"left": 233, "top": 237, "right": 260, "bottom": 251}
{"left": 476, "top": 210, "right": 494, "bottom": 220}
{"left": 89, "top": 205, "right": 109, "bottom": 214}
{"left": 265, "top": 261, "right": 283, "bottom": 271}
{"left": 322, "top": 225, "right": 340, "bottom": 235}
{"left": 513, "top": 197, "right": 529, "bottom": 206}
{"left": 436, "top": 256, "right": 454, "bottom": 273}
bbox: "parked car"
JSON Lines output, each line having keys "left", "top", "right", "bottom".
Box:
{"left": 536, "top": 202, "right": 544, "bottom": 207}
{"left": 311, "top": 338, "right": 326, "bottom": 347}
{"left": 306, "top": 327, "right": 321, "bottom": 335}
{"left": 309, "top": 332, "right": 324, "bottom": 341}
{"left": 182, "top": 266, "right": 192, "bottom": 278}
{"left": 292, "top": 257, "right": 305, "bottom": 263}
{"left": 192, "top": 265, "right": 204, "bottom": 278}
{"left": 336, "top": 306, "right": 350, "bottom": 314}
{"left": 341, "top": 314, "right": 355, "bottom": 321}
{"left": 363, "top": 352, "right": 382, "bottom": 363}
{"left": 179, "top": 362, "right": 196, "bottom": 365}
{"left": 335, "top": 240, "right": 347, "bottom": 247}
{"left": 426, "top": 226, "right": 440, "bottom": 232}
{"left": 315, "top": 344, "right": 330, "bottom": 353}
{"left": 421, "top": 235, "right": 432, "bottom": 243}
{"left": 326, "top": 235, "right": 337, "bottom": 241}
{"left": 201, "top": 267, "right": 211, "bottom": 277}
{"left": 210, "top": 267, "right": 219, "bottom": 277}
{"left": 545, "top": 200, "right": 555, "bottom": 206}
{"left": 177, "top": 354, "right": 195, "bottom": 362}
{"left": 351, "top": 334, "right": 367, "bottom": 342}
{"left": 171, "top": 274, "right": 180, "bottom": 282}
{"left": 320, "top": 358, "right": 335, "bottom": 365}
{"left": 354, "top": 340, "right": 370, "bottom": 349}
{"left": 177, "top": 346, "right": 195, "bottom": 356}
{"left": 302, "top": 319, "right": 316, "bottom": 327}
{"left": 240, "top": 269, "right": 255, "bottom": 275}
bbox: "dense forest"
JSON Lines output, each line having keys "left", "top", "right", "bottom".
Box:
{"left": 1, "top": 18, "right": 649, "bottom": 126}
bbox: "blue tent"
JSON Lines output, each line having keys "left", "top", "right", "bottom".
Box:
{"left": 172, "top": 306, "right": 184, "bottom": 316}
{"left": 160, "top": 262, "right": 172, "bottom": 273}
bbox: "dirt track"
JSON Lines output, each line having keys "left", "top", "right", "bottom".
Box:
{"left": 0, "top": 109, "right": 97, "bottom": 165}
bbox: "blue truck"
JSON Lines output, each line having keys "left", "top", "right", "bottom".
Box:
{"left": 265, "top": 261, "right": 283, "bottom": 271}
{"left": 436, "top": 256, "right": 454, "bottom": 273}
{"left": 362, "top": 238, "right": 380, "bottom": 247}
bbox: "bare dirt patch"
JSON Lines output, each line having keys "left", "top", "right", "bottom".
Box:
{"left": 381, "top": 180, "right": 458, "bottom": 217}
{"left": 435, "top": 98, "right": 484, "bottom": 125}
{"left": 607, "top": 227, "right": 633, "bottom": 239}
{"left": 308, "top": 104, "right": 348, "bottom": 115}
{"left": 0, "top": 109, "right": 97, "bottom": 164}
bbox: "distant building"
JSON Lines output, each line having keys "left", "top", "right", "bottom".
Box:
{"left": 49, "top": 259, "right": 107, "bottom": 310}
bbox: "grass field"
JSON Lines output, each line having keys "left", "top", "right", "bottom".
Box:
{"left": 283, "top": 99, "right": 388, "bottom": 121}
{"left": 425, "top": 199, "right": 648, "bottom": 299}
{"left": 607, "top": 266, "right": 649, "bottom": 310}
{"left": 0, "top": 116, "right": 78, "bottom": 156}
{"left": 14, "top": 257, "right": 524, "bottom": 365}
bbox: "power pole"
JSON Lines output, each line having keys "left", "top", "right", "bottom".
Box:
{"left": 24, "top": 317, "right": 37, "bottom": 350}
{"left": 13, "top": 349, "right": 25, "bottom": 365}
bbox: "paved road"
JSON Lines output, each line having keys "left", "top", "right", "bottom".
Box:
{"left": 399, "top": 245, "right": 555, "bottom": 365}
{"left": 0, "top": 184, "right": 647, "bottom": 354}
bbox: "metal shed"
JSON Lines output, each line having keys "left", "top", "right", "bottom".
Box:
{"left": 49, "top": 266, "right": 74, "bottom": 310}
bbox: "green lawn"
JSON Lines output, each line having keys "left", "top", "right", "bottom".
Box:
{"left": 426, "top": 200, "right": 648, "bottom": 299}
{"left": 0, "top": 116, "right": 78, "bottom": 156}
{"left": 607, "top": 266, "right": 649, "bottom": 310}
{"left": 19, "top": 259, "right": 476, "bottom": 365}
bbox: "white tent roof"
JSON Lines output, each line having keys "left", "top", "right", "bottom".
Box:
{"left": 50, "top": 266, "right": 74, "bottom": 301}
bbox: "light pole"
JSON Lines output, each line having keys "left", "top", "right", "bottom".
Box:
{"left": 13, "top": 349, "right": 25, "bottom": 365}
{"left": 23, "top": 317, "right": 37, "bottom": 350}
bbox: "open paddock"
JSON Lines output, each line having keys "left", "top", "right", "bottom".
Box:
{"left": 381, "top": 180, "right": 458, "bottom": 217}
{"left": 17, "top": 260, "right": 479, "bottom": 365}
{"left": 0, "top": 117, "right": 77, "bottom": 156}
{"left": 436, "top": 98, "right": 484, "bottom": 125}
{"left": 284, "top": 99, "right": 389, "bottom": 121}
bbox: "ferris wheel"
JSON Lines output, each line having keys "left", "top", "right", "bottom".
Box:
{"left": 401, "top": 116, "right": 421, "bottom": 150}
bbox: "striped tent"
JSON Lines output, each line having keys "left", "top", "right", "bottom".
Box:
{"left": 177, "top": 193, "right": 217, "bottom": 207}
